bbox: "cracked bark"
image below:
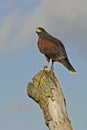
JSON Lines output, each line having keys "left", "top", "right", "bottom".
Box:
{"left": 27, "top": 69, "right": 73, "bottom": 130}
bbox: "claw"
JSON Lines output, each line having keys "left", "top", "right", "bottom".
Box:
{"left": 44, "top": 61, "right": 49, "bottom": 68}
{"left": 44, "top": 65, "right": 48, "bottom": 68}
{"left": 43, "top": 61, "right": 49, "bottom": 71}
{"left": 50, "top": 66, "right": 54, "bottom": 71}
{"left": 43, "top": 65, "right": 49, "bottom": 71}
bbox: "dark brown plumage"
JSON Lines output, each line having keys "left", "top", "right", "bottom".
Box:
{"left": 36, "top": 27, "right": 77, "bottom": 74}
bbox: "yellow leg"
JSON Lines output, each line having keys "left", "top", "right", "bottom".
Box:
{"left": 50, "top": 60, "right": 54, "bottom": 70}
{"left": 43, "top": 56, "right": 50, "bottom": 70}
{"left": 44, "top": 61, "right": 49, "bottom": 68}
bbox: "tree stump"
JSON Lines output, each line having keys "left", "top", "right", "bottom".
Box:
{"left": 27, "top": 68, "right": 73, "bottom": 130}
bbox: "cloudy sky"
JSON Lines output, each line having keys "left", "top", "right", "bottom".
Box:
{"left": 0, "top": 0, "right": 87, "bottom": 130}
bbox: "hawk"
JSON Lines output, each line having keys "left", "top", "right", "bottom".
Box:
{"left": 36, "top": 27, "right": 77, "bottom": 74}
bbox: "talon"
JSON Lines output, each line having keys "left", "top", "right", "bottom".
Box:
{"left": 43, "top": 65, "right": 49, "bottom": 71}
{"left": 50, "top": 66, "right": 54, "bottom": 70}
{"left": 43, "top": 61, "right": 49, "bottom": 69}
{"left": 44, "top": 65, "right": 48, "bottom": 68}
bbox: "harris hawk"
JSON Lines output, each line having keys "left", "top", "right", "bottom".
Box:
{"left": 36, "top": 27, "right": 77, "bottom": 74}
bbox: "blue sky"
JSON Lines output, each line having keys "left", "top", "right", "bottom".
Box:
{"left": 0, "top": 0, "right": 87, "bottom": 130}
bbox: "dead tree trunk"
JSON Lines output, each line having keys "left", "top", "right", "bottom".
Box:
{"left": 27, "top": 69, "right": 73, "bottom": 130}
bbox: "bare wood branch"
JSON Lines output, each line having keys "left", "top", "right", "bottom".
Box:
{"left": 27, "top": 69, "right": 73, "bottom": 130}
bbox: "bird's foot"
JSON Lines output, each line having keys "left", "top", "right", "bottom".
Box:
{"left": 50, "top": 66, "right": 54, "bottom": 71}
{"left": 44, "top": 65, "right": 48, "bottom": 68}
{"left": 43, "top": 65, "right": 49, "bottom": 71}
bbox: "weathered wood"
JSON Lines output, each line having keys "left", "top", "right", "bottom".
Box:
{"left": 27, "top": 68, "right": 73, "bottom": 130}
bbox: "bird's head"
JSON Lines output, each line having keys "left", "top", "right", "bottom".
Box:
{"left": 36, "top": 27, "right": 46, "bottom": 36}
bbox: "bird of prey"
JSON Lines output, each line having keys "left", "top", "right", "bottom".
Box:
{"left": 36, "top": 27, "right": 77, "bottom": 74}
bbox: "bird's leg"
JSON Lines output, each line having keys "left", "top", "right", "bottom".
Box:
{"left": 50, "top": 60, "right": 54, "bottom": 70}
{"left": 44, "top": 56, "right": 50, "bottom": 69}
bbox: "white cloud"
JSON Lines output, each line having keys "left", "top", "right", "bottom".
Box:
{"left": 0, "top": 0, "right": 87, "bottom": 54}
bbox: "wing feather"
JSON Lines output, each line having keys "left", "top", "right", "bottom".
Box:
{"left": 38, "top": 38, "right": 67, "bottom": 61}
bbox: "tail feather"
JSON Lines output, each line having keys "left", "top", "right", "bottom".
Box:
{"left": 59, "top": 58, "right": 77, "bottom": 74}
